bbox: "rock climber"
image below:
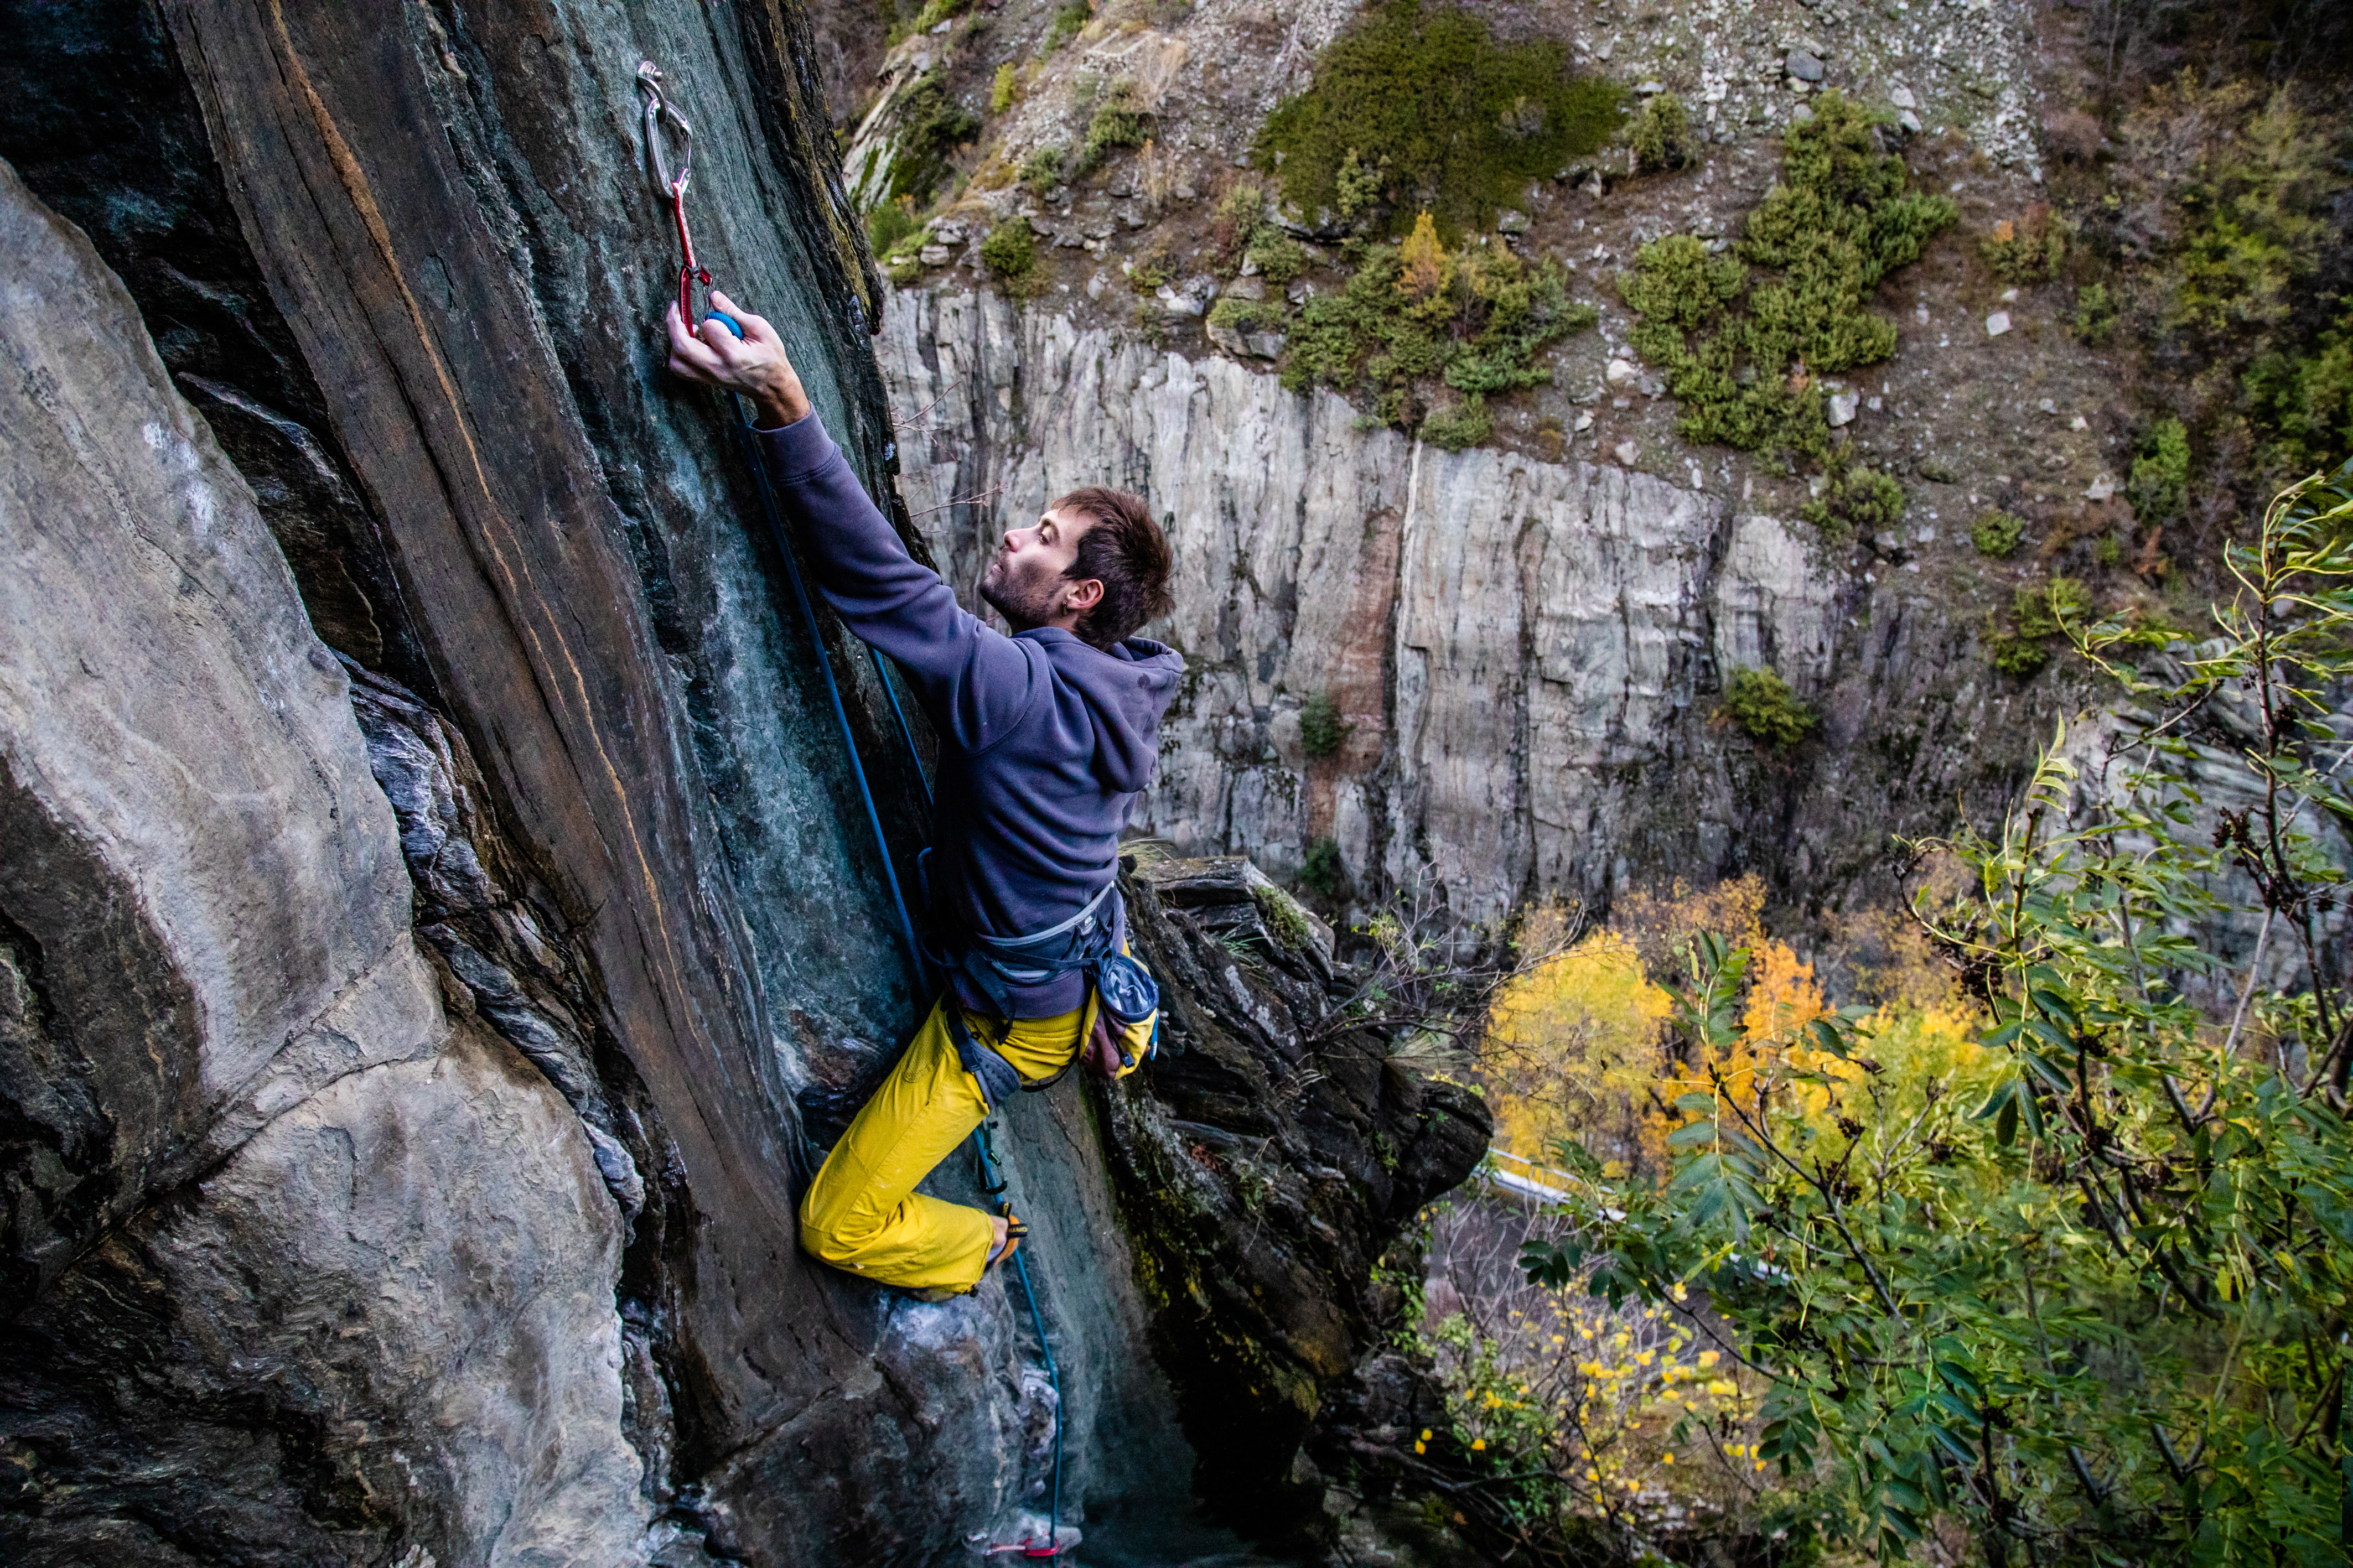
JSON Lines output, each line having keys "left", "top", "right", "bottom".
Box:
{"left": 664, "top": 292, "right": 1181, "bottom": 1297}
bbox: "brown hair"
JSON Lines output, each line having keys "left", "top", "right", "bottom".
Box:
{"left": 1053, "top": 486, "right": 1173, "bottom": 650}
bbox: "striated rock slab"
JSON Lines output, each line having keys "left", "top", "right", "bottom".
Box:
{"left": 883, "top": 289, "right": 2056, "bottom": 925}
{"left": 0, "top": 155, "right": 640, "bottom": 1566}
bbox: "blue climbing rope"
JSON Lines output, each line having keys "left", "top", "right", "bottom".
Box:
{"left": 975, "top": 1121, "right": 1064, "bottom": 1557}
{"left": 710, "top": 330, "right": 1064, "bottom": 1557}
{"left": 723, "top": 389, "right": 924, "bottom": 983}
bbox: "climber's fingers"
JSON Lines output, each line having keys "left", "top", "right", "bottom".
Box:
{"left": 665, "top": 302, "right": 727, "bottom": 383}
{"left": 706, "top": 290, "right": 783, "bottom": 351}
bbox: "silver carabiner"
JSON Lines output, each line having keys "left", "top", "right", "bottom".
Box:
{"left": 635, "top": 60, "right": 693, "bottom": 201}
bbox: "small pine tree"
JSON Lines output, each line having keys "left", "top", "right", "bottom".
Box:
{"left": 1397, "top": 210, "right": 1449, "bottom": 302}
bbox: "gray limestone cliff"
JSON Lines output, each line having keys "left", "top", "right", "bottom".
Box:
{"left": 0, "top": 3, "right": 1482, "bottom": 1565}
{"left": 880, "top": 288, "right": 2082, "bottom": 926}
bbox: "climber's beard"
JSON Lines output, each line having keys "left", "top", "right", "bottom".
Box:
{"left": 977, "top": 552, "right": 1062, "bottom": 632}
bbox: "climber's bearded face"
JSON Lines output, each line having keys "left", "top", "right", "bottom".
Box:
{"left": 979, "top": 507, "right": 1095, "bottom": 631}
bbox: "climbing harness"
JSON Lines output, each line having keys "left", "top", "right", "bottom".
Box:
{"left": 636, "top": 61, "right": 715, "bottom": 329}
{"left": 641, "top": 63, "right": 1072, "bottom": 1556}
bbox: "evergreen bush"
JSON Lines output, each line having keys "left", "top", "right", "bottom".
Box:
{"left": 1798, "top": 462, "right": 1904, "bottom": 543}
{"left": 1255, "top": 1, "right": 1620, "bottom": 237}
{"left": 1299, "top": 692, "right": 1354, "bottom": 757}
{"left": 1715, "top": 667, "right": 1818, "bottom": 749}
{"left": 1968, "top": 508, "right": 2026, "bottom": 558}
{"left": 979, "top": 219, "right": 1041, "bottom": 295}
{"left": 1283, "top": 212, "right": 1596, "bottom": 445}
{"left": 2127, "top": 417, "right": 2191, "bottom": 525}
{"left": 1617, "top": 92, "right": 1954, "bottom": 464}
{"left": 1630, "top": 91, "right": 1697, "bottom": 174}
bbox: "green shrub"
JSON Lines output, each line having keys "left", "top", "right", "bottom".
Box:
{"left": 1298, "top": 835, "right": 1347, "bottom": 901}
{"left": 1978, "top": 203, "right": 2066, "bottom": 285}
{"left": 989, "top": 63, "right": 1018, "bottom": 114}
{"left": 1040, "top": 0, "right": 1090, "bottom": 53}
{"left": 2013, "top": 575, "right": 2090, "bottom": 638}
{"left": 1018, "top": 144, "right": 1065, "bottom": 194}
{"left": 1419, "top": 396, "right": 1494, "bottom": 450}
{"left": 888, "top": 0, "right": 968, "bottom": 45}
{"left": 979, "top": 219, "right": 1041, "bottom": 294}
{"left": 1127, "top": 237, "right": 1173, "bottom": 292}
{"left": 2093, "top": 531, "right": 2123, "bottom": 568}
{"left": 1986, "top": 630, "right": 2051, "bottom": 675}
{"left": 2126, "top": 417, "right": 2190, "bottom": 525}
{"left": 1255, "top": 1, "right": 1620, "bottom": 237}
{"left": 885, "top": 70, "right": 982, "bottom": 204}
{"left": 2072, "top": 279, "right": 2118, "bottom": 344}
{"left": 1333, "top": 148, "right": 1389, "bottom": 229}
{"left": 2242, "top": 314, "right": 2353, "bottom": 483}
{"left": 1799, "top": 463, "right": 1904, "bottom": 543}
{"left": 1283, "top": 216, "right": 1596, "bottom": 444}
{"left": 1969, "top": 508, "right": 2026, "bottom": 558}
{"left": 1630, "top": 91, "right": 1696, "bottom": 174}
{"left": 1246, "top": 231, "right": 1308, "bottom": 284}
{"left": 1300, "top": 692, "right": 1354, "bottom": 757}
{"left": 1206, "top": 297, "right": 1287, "bottom": 340}
{"left": 1618, "top": 92, "right": 1955, "bottom": 464}
{"left": 865, "top": 195, "right": 922, "bottom": 259}
{"left": 1076, "top": 78, "right": 1149, "bottom": 175}
{"left": 1716, "top": 667, "right": 1818, "bottom": 749}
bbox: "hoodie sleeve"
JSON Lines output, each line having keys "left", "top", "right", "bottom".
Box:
{"left": 754, "top": 410, "right": 1038, "bottom": 752}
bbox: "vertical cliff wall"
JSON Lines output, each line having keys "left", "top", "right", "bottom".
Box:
{"left": 880, "top": 289, "right": 2080, "bottom": 926}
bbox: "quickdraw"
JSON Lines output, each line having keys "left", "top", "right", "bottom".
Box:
{"left": 636, "top": 61, "right": 713, "bottom": 328}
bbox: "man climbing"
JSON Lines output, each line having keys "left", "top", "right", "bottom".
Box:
{"left": 665, "top": 293, "right": 1181, "bottom": 1297}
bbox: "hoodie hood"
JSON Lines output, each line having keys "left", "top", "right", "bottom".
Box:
{"left": 1022, "top": 628, "right": 1185, "bottom": 792}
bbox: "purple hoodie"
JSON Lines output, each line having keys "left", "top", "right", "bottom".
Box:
{"left": 758, "top": 411, "right": 1184, "bottom": 1017}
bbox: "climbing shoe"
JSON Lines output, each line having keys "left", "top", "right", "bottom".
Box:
{"left": 987, "top": 1211, "right": 1028, "bottom": 1273}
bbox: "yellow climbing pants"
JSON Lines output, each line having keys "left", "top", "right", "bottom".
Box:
{"left": 799, "top": 989, "right": 1152, "bottom": 1294}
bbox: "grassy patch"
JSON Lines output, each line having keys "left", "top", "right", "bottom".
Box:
{"left": 989, "top": 63, "right": 1018, "bottom": 114}
{"left": 1618, "top": 91, "right": 1955, "bottom": 466}
{"left": 1284, "top": 212, "right": 1596, "bottom": 442}
{"left": 1716, "top": 668, "right": 1818, "bottom": 749}
{"left": 865, "top": 195, "right": 922, "bottom": 258}
{"left": 1255, "top": 1, "right": 1620, "bottom": 238}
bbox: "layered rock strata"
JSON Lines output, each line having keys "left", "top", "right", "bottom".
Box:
{"left": 882, "top": 289, "right": 2075, "bottom": 925}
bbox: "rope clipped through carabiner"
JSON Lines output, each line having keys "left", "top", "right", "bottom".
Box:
{"left": 637, "top": 61, "right": 712, "bottom": 326}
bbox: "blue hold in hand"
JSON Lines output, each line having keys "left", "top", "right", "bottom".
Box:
{"left": 703, "top": 311, "right": 745, "bottom": 340}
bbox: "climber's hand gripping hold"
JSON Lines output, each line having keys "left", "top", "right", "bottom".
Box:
{"left": 664, "top": 290, "right": 808, "bottom": 430}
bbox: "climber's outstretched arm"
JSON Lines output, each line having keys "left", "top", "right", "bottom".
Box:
{"left": 661, "top": 293, "right": 1037, "bottom": 751}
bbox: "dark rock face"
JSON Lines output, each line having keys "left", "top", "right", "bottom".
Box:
{"left": 1110, "top": 863, "right": 1492, "bottom": 1529}
{"left": 0, "top": 3, "right": 1490, "bottom": 1564}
